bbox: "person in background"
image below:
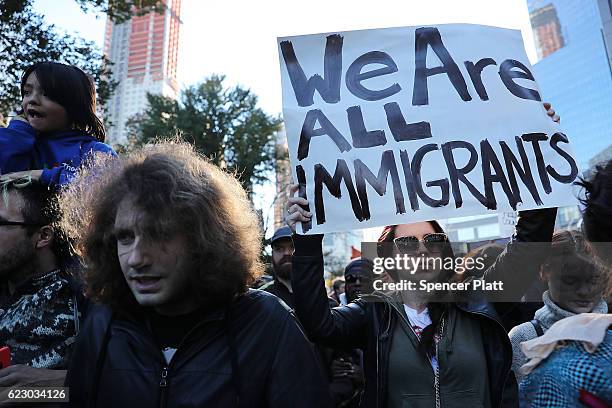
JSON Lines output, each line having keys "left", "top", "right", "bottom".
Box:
{"left": 519, "top": 163, "right": 612, "bottom": 406}
{"left": 0, "top": 61, "right": 115, "bottom": 188}
{"left": 464, "top": 243, "right": 543, "bottom": 332}
{"left": 575, "top": 159, "right": 612, "bottom": 266}
{"left": 518, "top": 313, "right": 612, "bottom": 407}
{"left": 264, "top": 226, "right": 295, "bottom": 307}
{"left": 509, "top": 229, "right": 608, "bottom": 382}
{"left": 0, "top": 179, "right": 78, "bottom": 392}
{"left": 576, "top": 160, "right": 612, "bottom": 309}
{"left": 265, "top": 226, "right": 364, "bottom": 407}
{"left": 330, "top": 277, "right": 345, "bottom": 305}
{"left": 343, "top": 258, "right": 374, "bottom": 305}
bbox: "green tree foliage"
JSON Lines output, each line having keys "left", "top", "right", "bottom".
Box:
{"left": 71, "top": 0, "right": 165, "bottom": 23}
{"left": 0, "top": 0, "right": 162, "bottom": 115}
{"left": 128, "top": 75, "right": 282, "bottom": 194}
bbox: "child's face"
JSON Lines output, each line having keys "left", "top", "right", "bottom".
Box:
{"left": 21, "top": 72, "right": 70, "bottom": 133}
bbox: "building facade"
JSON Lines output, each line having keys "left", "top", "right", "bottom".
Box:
{"left": 103, "top": 0, "right": 182, "bottom": 144}
{"left": 444, "top": 0, "right": 612, "bottom": 244}
{"left": 274, "top": 127, "right": 291, "bottom": 231}
{"left": 528, "top": 0, "right": 612, "bottom": 171}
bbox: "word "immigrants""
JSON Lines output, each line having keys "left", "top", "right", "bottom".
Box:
{"left": 280, "top": 27, "right": 578, "bottom": 231}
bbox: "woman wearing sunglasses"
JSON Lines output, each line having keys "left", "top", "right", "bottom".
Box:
{"left": 284, "top": 186, "right": 557, "bottom": 408}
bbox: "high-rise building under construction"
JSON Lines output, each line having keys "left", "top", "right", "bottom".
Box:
{"left": 103, "top": 0, "right": 182, "bottom": 144}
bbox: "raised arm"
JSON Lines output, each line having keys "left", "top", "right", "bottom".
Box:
{"left": 286, "top": 186, "right": 369, "bottom": 350}
{"left": 480, "top": 101, "right": 560, "bottom": 297}
{"left": 481, "top": 207, "right": 557, "bottom": 299}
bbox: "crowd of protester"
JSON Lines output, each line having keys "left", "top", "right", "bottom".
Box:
{"left": 0, "top": 61, "right": 610, "bottom": 407}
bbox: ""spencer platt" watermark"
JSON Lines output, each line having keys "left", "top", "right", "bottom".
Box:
{"left": 373, "top": 278, "right": 503, "bottom": 292}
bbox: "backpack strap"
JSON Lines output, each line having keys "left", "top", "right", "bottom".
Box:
{"left": 530, "top": 319, "right": 544, "bottom": 337}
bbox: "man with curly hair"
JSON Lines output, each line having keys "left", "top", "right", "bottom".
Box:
{"left": 62, "top": 142, "right": 330, "bottom": 407}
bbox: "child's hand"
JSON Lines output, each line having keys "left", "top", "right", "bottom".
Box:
{"left": 0, "top": 170, "right": 43, "bottom": 184}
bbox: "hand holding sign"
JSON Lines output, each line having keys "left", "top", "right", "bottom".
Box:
{"left": 279, "top": 24, "right": 577, "bottom": 235}
{"left": 543, "top": 102, "right": 560, "bottom": 124}
{"left": 285, "top": 184, "right": 312, "bottom": 233}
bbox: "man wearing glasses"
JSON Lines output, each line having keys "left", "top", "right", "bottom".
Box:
{"left": 0, "top": 178, "right": 77, "bottom": 390}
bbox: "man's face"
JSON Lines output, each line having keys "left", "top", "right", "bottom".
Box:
{"left": 271, "top": 238, "right": 294, "bottom": 280}
{"left": 21, "top": 72, "right": 70, "bottom": 134}
{"left": 0, "top": 192, "right": 37, "bottom": 280}
{"left": 345, "top": 269, "right": 373, "bottom": 303}
{"left": 115, "top": 199, "right": 197, "bottom": 316}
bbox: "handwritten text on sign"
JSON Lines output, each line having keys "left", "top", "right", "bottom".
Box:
{"left": 278, "top": 24, "right": 578, "bottom": 234}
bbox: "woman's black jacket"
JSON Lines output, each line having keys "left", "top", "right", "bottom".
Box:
{"left": 290, "top": 208, "right": 557, "bottom": 408}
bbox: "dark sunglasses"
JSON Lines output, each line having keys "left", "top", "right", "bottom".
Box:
{"left": 393, "top": 233, "right": 448, "bottom": 253}
{"left": 345, "top": 273, "right": 372, "bottom": 284}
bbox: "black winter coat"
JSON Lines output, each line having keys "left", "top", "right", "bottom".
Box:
{"left": 66, "top": 289, "right": 331, "bottom": 408}
{"left": 290, "top": 209, "right": 557, "bottom": 408}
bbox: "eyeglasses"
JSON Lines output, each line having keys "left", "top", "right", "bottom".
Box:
{"left": 0, "top": 220, "right": 43, "bottom": 227}
{"left": 393, "top": 233, "right": 449, "bottom": 253}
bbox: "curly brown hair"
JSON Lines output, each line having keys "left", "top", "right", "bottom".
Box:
{"left": 59, "top": 141, "right": 264, "bottom": 313}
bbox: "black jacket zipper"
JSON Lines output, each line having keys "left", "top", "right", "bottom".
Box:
{"left": 159, "top": 366, "right": 169, "bottom": 408}
{"left": 156, "top": 315, "right": 223, "bottom": 408}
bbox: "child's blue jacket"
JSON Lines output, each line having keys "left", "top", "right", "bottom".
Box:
{"left": 0, "top": 119, "right": 116, "bottom": 187}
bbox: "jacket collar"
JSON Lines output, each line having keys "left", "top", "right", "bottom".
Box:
{"left": 6, "top": 269, "right": 63, "bottom": 299}
{"left": 35, "top": 129, "right": 97, "bottom": 143}
{"left": 535, "top": 290, "right": 608, "bottom": 330}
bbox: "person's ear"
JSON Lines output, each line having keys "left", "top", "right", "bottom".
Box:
{"left": 35, "top": 225, "right": 54, "bottom": 249}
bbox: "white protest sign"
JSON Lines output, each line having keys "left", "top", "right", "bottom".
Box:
{"left": 278, "top": 24, "right": 579, "bottom": 234}
{"left": 498, "top": 211, "right": 518, "bottom": 237}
